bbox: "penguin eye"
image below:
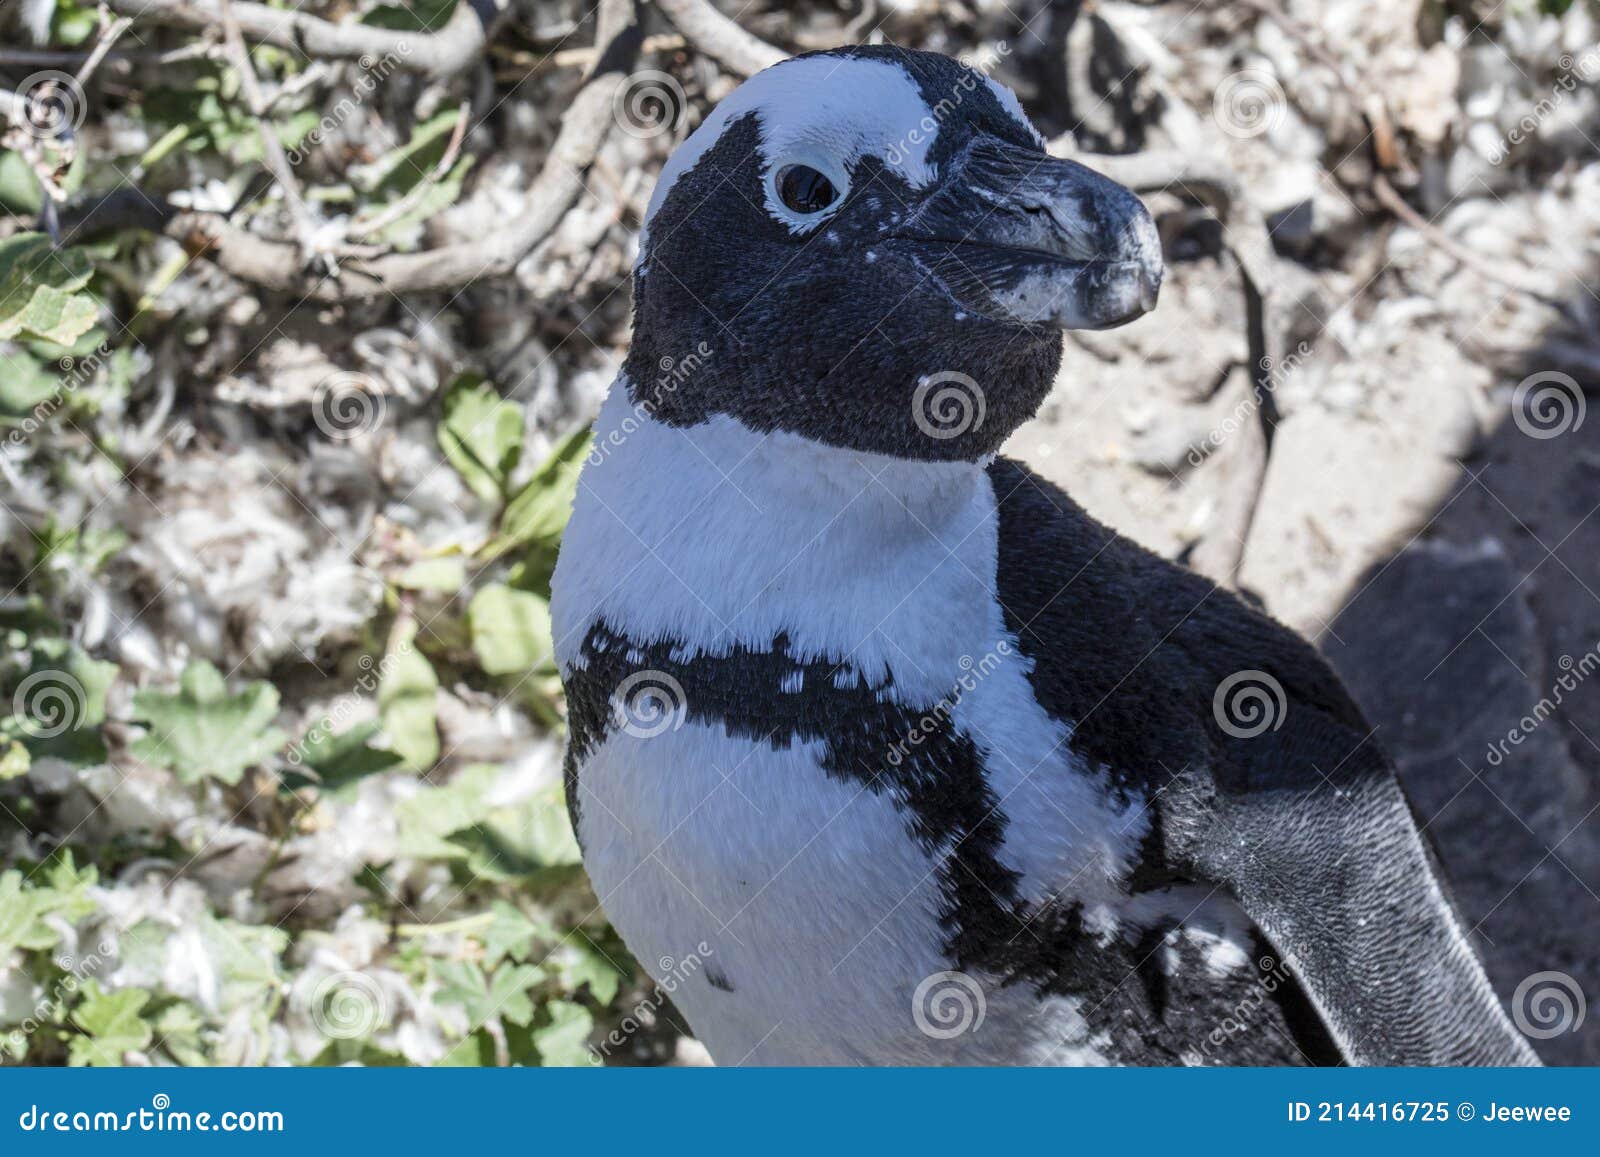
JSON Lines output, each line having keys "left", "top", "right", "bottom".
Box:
{"left": 775, "top": 164, "right": 840, "bottom": 215}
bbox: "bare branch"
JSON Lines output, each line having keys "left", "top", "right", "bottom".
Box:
{"left": 101, "top": 0, "right": 501, "bottom": 79}
{"left": 61, "top": 0, "right": 643, "bottom": 302}
{"left": 1059, "top": 143, "right": 1285, "bottom": 587}
{"left": 76, "top": 15, "right": 137, "bottom": 87}
{"left": 654, "top": 0, "right": 784, "bottom": 77}
{"left": 216, "top": 0, "right": 316, "bottom": 255}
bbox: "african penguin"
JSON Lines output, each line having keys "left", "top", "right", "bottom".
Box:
{"left": 550, "top": 46, "right": 1539, "bottom": 1066}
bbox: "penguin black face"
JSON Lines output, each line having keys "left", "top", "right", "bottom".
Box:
{"left": 627, "top": 47, "right": 1163, "bottom": 462}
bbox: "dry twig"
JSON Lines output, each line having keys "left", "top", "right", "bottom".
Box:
{"left": 101, "top": 0, "right": 500, "bottom": 79}
{"left": 62, "top": 0, "right": 643, "bottom": 301}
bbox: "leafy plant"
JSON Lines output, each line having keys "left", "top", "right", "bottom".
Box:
{"left": 0, "top": 235, "right": 99, "bottom": 348}
{"left": 130, "top": 661, "right": 286, "bottom": 785}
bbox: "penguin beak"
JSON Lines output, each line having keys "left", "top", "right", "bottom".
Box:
{"left": 890, "top": 135, "right": 1163, "bottom": 330}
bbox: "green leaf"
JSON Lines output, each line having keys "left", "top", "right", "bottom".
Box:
{"left": 68, "top": 983, "right": 153, "bottom": 1067}
{"left": 377, "top": 622, "right": 439, "bottom": 772}
{"left": 130, "top": 661, "right": 286, "bottom": 785}
{"left": 436, "top": 1028, "right": 496, "bottom": 1067}
{"left": 434, "top": 958, "right": 545, "bottom": 1034}
{"left": 0, "top": 741, "right": 28, "bottom": 781}
{"left": 394, "top": 763, "right": 498, "bottom": 859}
{"left": 353, "top": 108, "right": 464, "bottom": 195}
{"left": 481, "top": 901, "right": 542, "bottom": 967}
{"left": 531, "top": 1000, "right": 595, "bottom": 1067}
{"left": 280, "top": 720, "right": 403, "bottom": 795}
{"left": 394, "top": 557, "right": 467, "bottom": 593}
{"left": 3, "top": 644, "right": 118, "bottom": 765}
{"left": 0, "top": 235, "right": 98, "bottom": 347}
{"left": 0, "top": 856, "right": 96, "bottom": 957}
{"left": 468, "top": 584, "right": 554, "bottom": 676}
{"left": 0, "top": 349, "right": 61, "bottom": 416}
{"left": 150, "top": 1001, "right": 208, "bottom": 1067}
{"left": 195, "top": 913, "right": 288, "bottom": 1012}
{"left": 483, "top": 426, "right": 592, "bottom": 568}
{"left": 308, "top": 1038, "right": 407, "bottom": 1066}
{"left": 558, "top": 938, "right": 623, "bottom": 1006}
{"left": 438, "top": 375, "right": 524, "bottom": 503}
{"left": 0, "top": 871, "right": 58, "bottom": 956}
{"left": 362, "top": 0, "right": 457, "bottom": 32}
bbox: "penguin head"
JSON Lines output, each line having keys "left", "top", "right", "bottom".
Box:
{"left": 627, "top": 46, "right": 1162, "bottom": 461}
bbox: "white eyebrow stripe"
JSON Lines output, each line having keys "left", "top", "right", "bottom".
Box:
{"left": 640, "top": 56, "right": 939, "bottom": 255}
{"left": 984, "top": 75, "right": 1047, "bottom": 148}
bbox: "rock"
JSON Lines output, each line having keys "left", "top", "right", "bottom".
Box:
{"left": 1323, "top": 538, "right": 1599, "bottom": 1065}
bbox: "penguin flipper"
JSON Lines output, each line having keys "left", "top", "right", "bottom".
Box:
{"left": 1177, "top": 703, "right": 1541, "bottom": 1066}
{"left": 986, "top": 456, "right": 1538, "bottom": 1067}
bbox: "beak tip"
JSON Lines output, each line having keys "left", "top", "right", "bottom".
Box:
{"left": 1139, "top": 266, "right": 1163, "bottom": 313}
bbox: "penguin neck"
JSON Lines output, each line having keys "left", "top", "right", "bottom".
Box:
{"left": 552, "top": 375, "right": 1006, "bottom": 701}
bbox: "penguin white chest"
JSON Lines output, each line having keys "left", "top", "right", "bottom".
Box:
{"left": 574, "top": 722, "right": 956, "bottom": 1064}
{"left": 552, "top": 387, "right": 1149, "bottom": 1063}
